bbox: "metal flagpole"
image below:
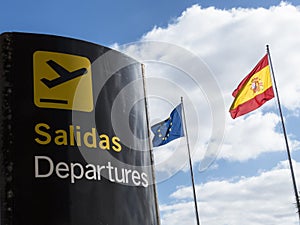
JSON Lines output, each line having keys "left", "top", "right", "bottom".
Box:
{"left": 266, "top": 45, "right": 300, "bottom": 221}
{"left": 141, "top": 64, "right": 161, "bottom": 225}
{"left": 181, "top": 97, "right": 201, "bottom": 225}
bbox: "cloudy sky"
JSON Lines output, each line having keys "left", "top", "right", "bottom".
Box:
{"left": 2, "top": 1, "right": 300, "bottom": 224}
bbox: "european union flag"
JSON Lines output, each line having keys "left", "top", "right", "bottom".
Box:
{"left": 151, "top": 103, "right": 184, "bottom": 147}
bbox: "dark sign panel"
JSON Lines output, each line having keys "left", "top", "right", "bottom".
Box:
{"left": 0, "top": 32, "right": 158, "bottom": 225}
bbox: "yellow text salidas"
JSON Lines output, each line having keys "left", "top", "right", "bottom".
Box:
{"left": 34, "top": 122, "right": 122, "bottom": 152}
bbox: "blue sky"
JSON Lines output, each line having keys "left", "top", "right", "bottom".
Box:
{"left": 2, "top": 1, "right": 300, "bottom": 225}
{"left": 0, "top": 0, "right": 294, "bottom": 45}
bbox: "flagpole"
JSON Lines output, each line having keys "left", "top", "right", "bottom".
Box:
{"left": 266, "top": 45, "right": 300, "bottom": 220}
{"left": 181, "top": 97, "right": 201, "bottom": 225}
{"left": 141, "top": 64, "right": 161, "bottom": 225}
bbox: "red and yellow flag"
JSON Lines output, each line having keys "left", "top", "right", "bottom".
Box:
{"left": 229, "top": 54, "right": 274, "bottom": 119}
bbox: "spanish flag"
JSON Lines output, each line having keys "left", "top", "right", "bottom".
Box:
{"left": 229, "top": 54, "right": 274, "bottom": 119}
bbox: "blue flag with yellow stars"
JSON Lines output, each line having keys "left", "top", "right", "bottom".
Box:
{"left": 151, "top": 103, "right": 184, "bottom": 147}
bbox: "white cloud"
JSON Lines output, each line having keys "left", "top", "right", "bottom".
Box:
{"left": 142, "top": 3, "right": 300, "bottom": 111}
{"left": 160, "top": 160, "right": 300, "bottom": 225}
{"left": 221, "top": 111, "right": 300, "bottom": 161}
{"left": 113, "top": 3, "right": 300, "bottom": 170}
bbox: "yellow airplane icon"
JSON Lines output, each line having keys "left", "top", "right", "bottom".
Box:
{"left": 33, "top": 51, "right": 93, "bottom": 112}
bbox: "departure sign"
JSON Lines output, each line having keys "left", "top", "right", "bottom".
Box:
{"left": 0, "top": 32, "right": 158, "bottom": 225}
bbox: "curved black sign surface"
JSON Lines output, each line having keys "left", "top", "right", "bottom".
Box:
{"left": 0, "top": 32, "right": 158, "bottom": 225}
